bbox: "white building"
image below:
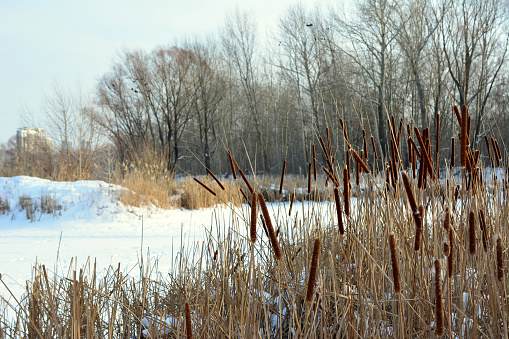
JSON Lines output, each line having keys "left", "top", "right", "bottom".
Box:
{"left": 16, "top": 127, "right": 49, "bottom": 153}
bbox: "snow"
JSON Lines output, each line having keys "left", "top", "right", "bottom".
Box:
{"left": 0, "top": 176, "right": 236, "bottom": 301}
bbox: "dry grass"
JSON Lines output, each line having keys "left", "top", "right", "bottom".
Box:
{"left": 1, "top": 113, "right": 509, "bottom": 338}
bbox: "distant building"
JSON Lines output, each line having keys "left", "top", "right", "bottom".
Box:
{"left": 62, "top": 139, "right": 75, "bottom": 150}
{"left": 81, "top": 139, "right": 92, "bottom": 150}
{"left": 16, "top": 127, "right": 50, "bottom": 153}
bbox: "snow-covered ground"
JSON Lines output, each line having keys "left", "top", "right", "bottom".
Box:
{"left": 0, "top": 176, "right": 249, "bottom": 301}
{"left": 0, "top": 176, "right": 332, "bottom": 303}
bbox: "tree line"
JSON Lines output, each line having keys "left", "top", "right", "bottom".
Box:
{"left": 5, "top": 0, "right": 509, "bottom": 180}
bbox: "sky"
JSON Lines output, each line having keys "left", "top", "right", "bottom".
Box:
{"left": 0, "top": 0, "right": 332, "bottom": 145}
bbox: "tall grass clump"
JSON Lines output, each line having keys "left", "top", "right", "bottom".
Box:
{"left": 1, "top": 105, "right": 508, "bottom": 338}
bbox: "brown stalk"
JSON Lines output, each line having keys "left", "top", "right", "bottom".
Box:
{"left": 397, "top": 118, "right": 403, "bottom": 148}
{"left": 351, "top": 149, "right": 370, "bottom": 174}
{"left": 206, "top": 167, "right": 225, "bottom": 191}
{"left": 363, "top": 129, "right": 368, "bottom": 159}
{"left": 402, "top": 172, "right": 418, "bottom": 213}
{"left": 414, "top": 205, "right": 424, "bottom": 251}
{"left": 250, "top": 193, "right": 258, "bottom": 243}
{"left": 323, "top": 167, "right": 340, "bottom": 187}
{"left": 288, "top": 193, "right": 295, "bottom": 216}
{"left": 453, "top": 105, "right": 461, "bottom": 126}
{"left": 496, "top": 236, "right": 504, "bottom": 282}
{"left": 312, "top": 145, "right": 317, "bottom": 180}
{"left": 390, "top": 139, "right": 398, "bottom": 183}
{"left": 371, "top": 135, "right": 378, "bottom": 160}
{"left": 258, "top": 193, "right": 282, "bottom": 260}
{"left": 435, "top": 260, "right": 445, "bottom": 337}
{"left": 193, "top": 178, "right": 216, "bottom": 196}
{"left": 448, "top": 228, "right": 454, "bottom": 279}
{"left": 240, "top": 188, "right": 250, "bottom": 206}
{"left": 494, "top": 139, "right": 503, "bottom": 163}
{"left": 409, "top": 137, "right": 421, "bottom": 159}
{"left": 414, "top": 127, "right": 435, "bottom": 180}
{"left": 228, "top": 150, "right": 237, "bottom": 180}
{"left": 185, "top": 302, "right": 193, "bottom": 339}
{"left": 326, "top": 127, "right": 333, "bottom": 156}
{"left": 308, "top": 162, "right": 312, "bottom": 194}
{"left": 408, "top": 138, "right": 414, "bottom": 165}
{"left": 334, "top": 187, "right": 344, "bottom": 235}
{"left": 389, "top": 233, "right": 401, "bottom": 294}
{"left": 343, "top": 168, "right": 350, "bottom": 216}
{"left": 339, "top": 118, "right": 349, "bottom": 144}
{"left": 305, "top": 238, "right": 321, "bottom": 303}
{"left": 279, "top": 160, "right": 286, "bottom": 196}
{"left": 485, "top": 135, "right": 495, "bottom": 169}
{"left": 319, "top": 137, "right": 335, "bottom": 176}
{"left": 469, "top": 211, "right": 476, "bottom": 255}
{"left": 491, "top": 137, "right": 501, "bottom": 167}
{"left": 356, "top": 157, "right": 360, "bottom": 186}
{"left": 460, "top": 105, "right": 468, "bottom": 168}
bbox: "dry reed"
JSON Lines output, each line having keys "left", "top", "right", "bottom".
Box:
{"left": 435, "top": 260, "right": 445, "bottom": 336}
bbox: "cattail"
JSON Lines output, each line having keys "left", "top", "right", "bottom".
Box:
{"left": 250, "top": 193, "right": 258, "bottom": 243}
{"left": 228, "top": 150, "right": 237, "bottom": 180}
{"left": 485, "top": 135, "right": 495, "bottom": 169}
{"left": 491, "top": 137, "right": 501, "bottom": 167}
{"left": 340, "top": 118, "right": 349, "bottom": 144}
{"left": 467, "top": 115, "right": 471, "bottom": 142}
{"left": 402, "top": 173, "right": 418, "bottom": 212}
{"left": 312, "top": 145, "right": 317, "bottom": 180}
{"left": 371, "top": 135, "right": 378, "bottom": 160}
{"left": 469, "top": 211, "right": 476, "bottom": 255}
{"left": 435, "top": 260, "right": 445, "bottom": 336}
{"left": 206, "top": 167, "right": 225, "bottom": 191}
{"left": 305, "top": 238, "right": 321, "bottom": 303}
{"left": 450, "top": 137, "right": 455, "bottom": 169}
{"left": 414, "top": 205, "right": 424, "bottom": 251}
{"left": 408, "top": 138, "right": 414, "bottom": 165}
{"left": 363, "top": 129, "right": 368, "bottom": 159}
{"left": 185, "top": 302, "right": 193, "bottom": 339}
{"left": 235, "top": 164, "right": 254, "bottom": 194}
{"left": 453, "top": 105, "right": 461, "bottom": 126}
{"left": 288, "top": 193, "right": 295, "bottom": 216}
{"left": 356, "top": 157, "right": 360, "bottom": 186}
{"left": 213, "top": 249, "right": 218, "bottom": 261}
{"left": 494, "top": 139, "right": 503, "bottom": 164}
{"left": 460, "top": 105, "right": 468, "bottom": 168}
{"left": 308, "top": 163, "right": 312, "bottom": 194}
{"left": 319, "top": 137, "right": 335, "bottom": 178}
{"left": 389, "top": 233, "right": 401, "bottom": 294}
{"left": 323, "top": 167, "right": 339, "bottom": 187}
{"left": 334, "top": 188, "right": 344, "bottom": 235}
{"left": 479, "top": 209, "right": 488, "bottom": 252}
{"left": 193, "top": 178, "right": 216, "bottom": 196}
{"left": 496, "top": 236, "right": 504, "bottom": 282}
{"left": 448, "top": 228, "right": 454, "bottom": 279}
{"left": 397, "top": 118, "right": 403, "bottom": 148}
{"left": 326, "top": 127, "right": 333, "bottom": 156}
{"left": 444, "top": 208, "right": 450, "bottom": 231}
{"left": 343, "top": 168, "right": 350, "bottom": 216}
{"left": 391, "top": 139, "right": 398, "bottom": 183}
{"left": 414, "top": 127, "right": 435, "bottom": 180}
{"left": 258, "top": 193, "right": 282, "bottom": 260}
{"left": 279, "top": 160, "right": 286, "bottom": 196}
{"left": 351, "top": 149, "right": 370, "bottom": 174}
{"left": 443, "top": 241, "right": 450, "bottom": 257}
{"left": 390, "top": 116, "right": 397, "bottom": 145}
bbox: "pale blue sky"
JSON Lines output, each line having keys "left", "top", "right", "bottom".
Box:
{"left": 0, "top": 0, "right": 330, "bottom": 144}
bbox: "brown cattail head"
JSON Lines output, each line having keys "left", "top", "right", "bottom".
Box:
{"left": 460, "top": 105, "right": 468, "bottom": 168}
{"left": 448, "top": 228, "right": 454, "bottom": 279}
{"left": 288, "top": 193, "right": 295, "bottom": 216}
{"left": 340, "top": 118, "right": 349, "bottom": 144}
{"left": 469, "top": 211, "right": 476, "bottom": 255}
{"left": 185, "top": 302, "right": 193, "bottom": 339}
{"left": 496, "top": 236, "right": 504, "bottom": 282}
{"left": 193, "top": 178, "right": 217, "bottom": 196}
{"left": 443, "top": 241, "right": 450, "bottom": 257}
{"left": 206, "top": 167, "right": 225, "bottom": 191}
{"left": 351, "top": 149, "right": 370, "bottom": 174}
{"left": 305, "top": 238, "right": 321, "bottom": 303}
{"left": 453, "top": 105, "right": 461, "bottom": 126}
{"left": 312, "top": 145, "right": 317, "bottom": 180}
{"left": 343, "top": 168, "right": 350, "bottom": 216}
{"left": 279, "top": 160, "right": 286, "bottom": 196}
{"left": 334, "top": 187, "right": 345, "bottom": 235}
{"left": 444, "top": 207, "right": 450, "bottom": 231}
{"left": 494, "top": 139, "right": 503, "bottom": 164}
{"left": 414, "top": 205, "right": 424, "bottom": 251}
{"left": 389, "top": 233, "right": 401, "bottom": 294}
{"left": 371, "top": 135, "right": 379, "bottom": 160}
{"left": 250, "top": 193, "right": 258, "bottom": 243}
{"left": 479, "top": 209, "right": 488, "bottom": 252}
{"left": 402, "top": 172, "right": 418, "bottom": 213}
{"left": 228, "top": 150, "right": 237, "bottom": 180}
{"left": 258, "top": 193, "right": 282, "bottom": 260}
{"left": 485, "top": 136, "right": 495, "bottom": 169}
{"left": 308, "top": 162, "right": 312, "bottom": 194}
{"left": 435, "top": 260, "right": 445, "bottom": 336}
